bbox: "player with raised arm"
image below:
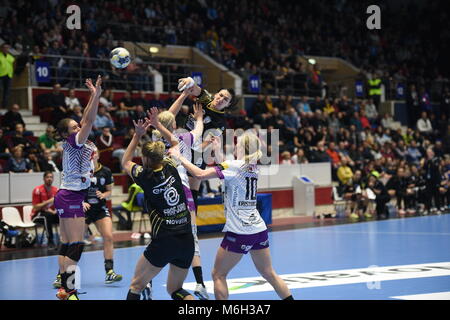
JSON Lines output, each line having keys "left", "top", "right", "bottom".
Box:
{"left": 145, "top": 103, "right": 212, "bottom": 299}
{"left": 123, "top": 118, "right": 195, "bottom": 301}
{"left": 169, "top": 132, "right": 293, "bottom": 300}
{"left": 54, "top": 75, "right": 102, "bottom": 300}
{"left": 170, "top": 77, "right": 236, "bottom": 298}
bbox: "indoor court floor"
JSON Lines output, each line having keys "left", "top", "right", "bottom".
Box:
{"left": 0, "top": 214, "right": 449, "bottom": 300}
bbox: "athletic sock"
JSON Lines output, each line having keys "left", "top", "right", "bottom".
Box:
{"left": 193, "top": 266, "right": 205, "bottom": 286}
{"left": 61, "top": 272, "right": 69, "bottom": 291}
{"left": 105, "top": 259, "right": 114, "bottom": 273}
{"left": 283, "top": 295, "right": 294, "bottom": 300}
{"left": 126, "top": 289, "right": 140, "bottom": 300}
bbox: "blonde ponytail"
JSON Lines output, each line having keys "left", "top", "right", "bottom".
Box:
{"left": 239, "top": 133, "right": 262, "bottom": 163}
{"left": 142, "top": 141, "right": 165, "bottom": 166}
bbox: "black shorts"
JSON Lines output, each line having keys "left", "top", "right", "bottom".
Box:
{"left": 85, "top": 206, "right": 111, "bottom": 224}
{"left": 143, "top": 232, "right": 194, "bottom": 269}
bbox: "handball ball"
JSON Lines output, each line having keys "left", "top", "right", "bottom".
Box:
{"left": 110, "top": 47, "right": 131, "bottom": 69}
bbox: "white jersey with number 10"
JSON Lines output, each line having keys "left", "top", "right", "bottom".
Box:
{"left": 215, "top": 160, "right": 267, "bottom": 235}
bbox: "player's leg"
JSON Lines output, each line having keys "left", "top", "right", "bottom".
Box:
{"left": 167, "top": 264, "right": 194, "bottom": 300}
{"left": 58, "top": 217, "right": 85, "bottom": 300}
{"left": 53, "top": 218, "right": 68, "bottom": 289}
{"left": 249, "top": 248, "right": 293, "bottom": 299}
{"left": 127, "top": 254, "right": 162, "bottom": 300}
{"left": 95, "top": 215, "right": 122, "bottom": 284}
{"left": 211, "top": 246, "right": 243, "bottom": 300}
{"left": 186, "top": 183, "right": 209, "bottom": 299}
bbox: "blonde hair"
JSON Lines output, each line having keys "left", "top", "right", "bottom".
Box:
{"left": 142, "top": 141, "right": 165, "bottom": 166}
{"left": 238, "top": 133, "right": 262, "bottom": 163}
{"left": 152, "top": 111, "right": 175, "bottom": 140}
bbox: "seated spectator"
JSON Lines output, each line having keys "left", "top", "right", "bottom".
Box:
{"left": 360, "top": 110, "right": 371, "bottom": 129}
{"left": 310, "top": 96, "right": 324, "bottom": 112}
{"left": 133, "top": 90, "right": 150, "bottom": 111}
{"left": 1, "top": 104, "right": 25, "bottom": 132}
{"left": 10, "top": 123, "right": 35, "bottom": 155}
{"left": 310, "top": 141, "right": 331, "bottom": 163}
{"left": 47, "top": 83, "right": 69, "bottom": 126}
{"left": 7, "top": 146, "right": 33, "bottom": 172}
{"left": 296, "top": 96, "right": 312, "bottom": 114}
{"left": 31, "top": 171, "right": 59, "bottom": 247}
{"left": 39, "top": 149, "right": 61, "bottom": 172}
{"left": 416, "top": 111, "right": 433, "bottom": 136}
{"left": 282, "top": 107, "right": 300, "bottom": 133}
{"left": 38, "top": 125, "right": 58, "bottom": 153}
{"left": 28, "top": 150, "right": 44, "bottom": 172}
{"left": 280, "top": 151, "right": 294, "bottom": 164}
{"left": 99, "top": 89, "right": 117, "bottom": 114}
{"left": 364, "top": 99, "right": 378, "bottom": 123}
{"left": 0, "top": 128, "right": 10, "bottom": 159}
{"left": 381, "top": 113, "right": 395, "bottom": 130}
{"left": 96, "top": 127, "right": 114, "bottom": 154}
{"left": 407, "top": 140, "right": 423, "bottom": 165}
{"left": 64, "top": 89, "right": 81, "bottom": 110}
{"left": 292, "top": 148, "right": 309, "bottom": 164}
{"left": 326, "top": 141, "right": 341, "bottom": 167}
{"left": 93, "top": 106, "right": 115, "bottom": 135}
{"left": 132, "top": 105, "right": 147, "bottom": 121}
{"left": 394, "top": 140, "right": 408, "bottom": 160}
{"left": 149, "top": 93, "right": 166, "bottom": 110}
{"left": 116, "top": 90, "right": 136, "bottom": 118}
{"left": 70, "top": 105, "right": 83, "bottom": 124}
{"left": 337, "top": 158, "right": 354, "bottom": 185}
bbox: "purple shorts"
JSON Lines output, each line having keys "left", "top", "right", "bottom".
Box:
{"left": 220, "top": 230, "right": 269, "bottom": 254}
{"left": 183, "top": 186, "right": 196, "bottom": 213}
{"left": 54, "top": 189, "right": 87, "bottom": 219}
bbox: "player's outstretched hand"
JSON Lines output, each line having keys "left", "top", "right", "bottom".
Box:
{"left": 133, "top": 118, "right": 151, "bottom": 138}
{"left": 94, "top": 75, "right": 103, "bottom": 97}
{"left": 85, "top": 78, "right": 95, "bottom": 94}
{"left": 192, "top": 102, "right": 203, "bottom": 121}
{"left": 147, "top": 107, "right": 160, "bottom": 128}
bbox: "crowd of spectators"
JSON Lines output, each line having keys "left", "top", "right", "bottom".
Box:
{"left": 1, "top": 0, "right": 449, "bottom": 221}
{"left": 2, "top": 0, "right": 449, "bottom": 98}
{"left": 243, "top": 92, "right": 450, "bottom": 218}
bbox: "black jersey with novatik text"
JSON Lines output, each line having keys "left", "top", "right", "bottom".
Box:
{"left": 131, "top": 159, "right": 191, "bottom": 239}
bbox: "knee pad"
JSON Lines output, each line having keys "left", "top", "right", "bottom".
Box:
{"left": 171, "top": 288, "right": 191, "bottom": 300}
{"left": 66, "top": 242, "right": 85, "bottom": 262}
{"left": 59, "top": 243, "right": 69, "bottom": 257}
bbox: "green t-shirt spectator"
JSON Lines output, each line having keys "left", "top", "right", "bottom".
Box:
{"left": 39, "top": 133, "right": 57, "bottom": 149}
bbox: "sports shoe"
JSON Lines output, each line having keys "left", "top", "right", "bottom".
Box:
{"left": 349, "top": 213, "right": 359, "bottom": 221}
{"left": 105, "top": 270, "right": 123, "bottom": 284}
{"left": 53, "top": 274, "right": 62, "bottom": 289}
{"left": 194, "top": 284, "right": 209, "bottom": 300}
{"left": 364, "top": 212, "right": 373, "bottom": 219}
{"left": 67, "top": 291, "right": 80, "bottom": 300}
{"left": 141, "top": 281, "right": 152, "bottom": 300}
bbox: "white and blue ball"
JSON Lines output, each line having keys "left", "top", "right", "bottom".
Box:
{"left": 110, "top": 47, "right": 131, "bottom": 69}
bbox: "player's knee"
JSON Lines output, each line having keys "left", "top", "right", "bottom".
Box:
{"left": 259, "top": 268, "right": 277, "bottom": 282}
{"left": 211, "top": 268, "right": 226, "bottom": 281}
{"left": 66, "top": 242, "right": 85, "bottom": 262}
{"left": 171, "top": 288, "right": 192, "bottom": 300}
{"left": 103, "top": 233, "right": 113, "bottom": 243}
